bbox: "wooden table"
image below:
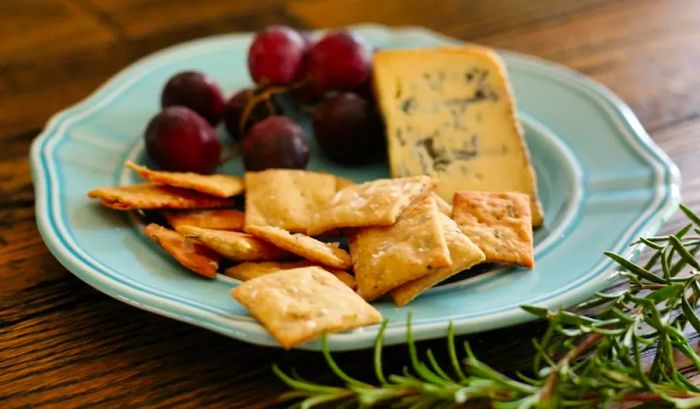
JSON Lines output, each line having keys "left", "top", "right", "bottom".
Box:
{"left": 2, "top": 1, "right": 699, "bottom": 407}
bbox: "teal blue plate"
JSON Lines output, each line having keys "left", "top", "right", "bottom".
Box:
{"left": 30, "top": 24, "right": 680, "bottom": 350}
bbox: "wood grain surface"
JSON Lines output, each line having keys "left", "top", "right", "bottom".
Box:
{"left": 2, "top": 0, "right": 700, "bottom": 407}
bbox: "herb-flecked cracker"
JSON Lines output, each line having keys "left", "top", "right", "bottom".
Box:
{"left": 308, "top": 175, "right": 435, "bottom": 235}
{"left": 88, "top": 183, "right": 235, "bottom": 210}
{"left": 245, "top": 225, "right": 352, "bottom": 270}
{"left": 164, "top": 209, "right": 245, "bottom": 233}
{"left": 452, "top": 191, "right": 534, "bottom": 268}
{"left": 230, "top": 266, "right": 381, "bottom": 349}
{"left": 143, "top": 223, "right": 220, "bottom": 278}
{"left": 223, "top": 261, "right": 356, "bottom": 289}
{"left": 178, "top": 225, "right": 291, "bottom": 261}
{"left": 244, "top": 170, "right": 337, "bottom": 234}
{"left": 391, "top": 213, "right": 485, "bottom": 306}
{"left": 126, "top": 161, "right": 244, "bottom": 198}
{"left": 349, "top": 195, "right": 451, "bottom": 301}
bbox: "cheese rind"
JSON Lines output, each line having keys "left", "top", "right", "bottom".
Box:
{"left": 372, "top": 46, "right": 544, "bottom": 226}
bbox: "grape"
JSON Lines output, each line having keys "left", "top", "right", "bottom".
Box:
{"left": 161, "top": 71, "right": 225, "bottom": 125}
{"left": 243, "top": 116, "right": 309, "bottom": 171}
{"left": 248, "top": 26, "right": 306, "bottom": 86}
{"left": 223, "top": 88, "right": 282, "bottom": 141}
{"left": 306, "top": 30, "right": 372, "bottom": 92}
{"left": 145, "top": 107, "right": 222, "bottom": 174}
{"left": 313, "top": 92, "right": 385, "bottom": 165}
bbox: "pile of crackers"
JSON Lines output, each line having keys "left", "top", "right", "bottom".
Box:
{"left": 88, "top": 162, "right": 534, "bottom": 348}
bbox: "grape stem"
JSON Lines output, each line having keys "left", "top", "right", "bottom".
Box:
{"left": 238, "top": 78, "right": 311, "bottom": 136}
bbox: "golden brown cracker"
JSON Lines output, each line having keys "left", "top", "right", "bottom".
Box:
{"left": 434, "top": 193, "right": 452, "bottom": 216}
{"left": 88, "top": 183, "right": 235, "bottom": 210}
{"left": 143, "top": 223, "right": 220, "bottom": 278}
{"left": 230, "top": 266, "right": 381, "bottom": 349}
{"left": 349, "top": 195, "right": 451, "bottom": 301}
{"left": 309, "top": 176, "right": 435, "bottom": 235}
{"left": 391, "top": 213, "right": 485, "bottom": 306}
{"left": 223, "top": 261, "right": 355, "bottom": 289}
{"left": 334, "top": 175, "right": 356, "bottom": 191}
{"left": 164, "top": 209, "right": 245, "bottom": 233}
{"left": 126, "top": 161, "right": 244, "bottom": 198}
{"left": 245, "top": 225, "right": 352, "bottom": 270}
{"left": 244, "top": 170, "right": 337, "bottom": 234}
{"left": 452, "top": 191, "right": 534, "bottom": 268}
{"left": 178, "top": 225, "right": 291, "bottom": 262}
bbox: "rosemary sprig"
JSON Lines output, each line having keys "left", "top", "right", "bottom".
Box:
{"left": 274, "top": 204, "right": 700, "bottom": 408}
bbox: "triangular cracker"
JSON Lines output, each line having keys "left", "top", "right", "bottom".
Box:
{"left": 391, "top": 213, "right": 485, "bottom": 306}
{"left": 143, "top": 223, "right": 220, "bottom": 278}
{"left": 224, "top": 261, "right": 356, "bottom": 289}
{"left": 178, "top": 225, "right": 291, "bottom": 262}
{"left": 231, "top": 266, "right": 381, "bottom": 349}
{"left": 349, "top": 195, "right": 452, "bottom": 301}
{"left": 244, "top": 170, "right": 337, "bottom": 234}
{"left": 126, "top": 161, "right": 244, "bottom": 198}
{"left": 164, "top": 209, "right": 245, "bottom": 233}
{"left": 452, "top": 191, "right": 534, "bottom": 268}
{"left": 245, "top": 225, "right": 352, "bottom": 270}
{"left": 88, "top": 183, "right": 235, "bottom": 210}
{"left": 308, "top": 176, "right": 435, "bottom": 235}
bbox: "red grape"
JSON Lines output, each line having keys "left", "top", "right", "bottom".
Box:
{"left": 248, "top": 26, "right": 306, "bottom": 86}
{"left": 243, "top": 116, "right": 309, "bottom": 171}
{"left": 306, "top": 30, "right": 372, "bottom": 92}
{"left": 145, "top": 107, "right": 222, "bottom": 174}
{"left": 223, "top": 88, "right": 282, "bottom": 141}
{"left": 161, "top": 71, "right": 225, "bottom": 125}
{"left": 313, "top": 92, "right": 385, "bottom": 164}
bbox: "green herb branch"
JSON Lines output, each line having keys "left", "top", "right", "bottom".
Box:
{"left": 273, "top": 204, "right": 700, "bottom": 408}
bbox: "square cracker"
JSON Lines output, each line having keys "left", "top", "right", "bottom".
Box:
{"left": 452, "top": 191, "right": 534, "bottom": 268}
{"left": 165, "top": 209, "right": 245, "bottom": 233}
{"left": 224, "top": 261, "right": 356, "bottom": 289}
{"left": 244, "top": 170, "right": 337, "bottom": 234}
{"left": 308, "top": 176, "right": 435, "bottom": 235}
{"left": 246, "top": 225, "right": 352, "bottom": 270}
{"left": 231, "top": 266, "right": 381, "bottom": 349}
{"left": 349, "top": 195, "right": 451, "bottom": 301}
{"left": 178, "top": 225, "right": 291, "bottom": 261}
{"left": 126, "top": 161, "right": 244, "bottom": 198}
{"left": 88, "top": 183, "right": 235, "bottom": 210}
{"left": 391, "top": 213, "right": 485, "bottom": 306}
{"left": 143, "top": 223, "right": 220, "bottom": 278}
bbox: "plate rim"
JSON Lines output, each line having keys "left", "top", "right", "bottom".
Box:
{"left": 30, "top": 24, "right": 681, "bottom": 350}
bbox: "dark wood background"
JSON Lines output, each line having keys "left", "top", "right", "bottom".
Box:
{"left": 2, "top": 0, "right": 700, "bottom": 407}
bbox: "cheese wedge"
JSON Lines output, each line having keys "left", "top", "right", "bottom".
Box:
{"left": 372, "top": 46, "right": 544, "bottom": 226}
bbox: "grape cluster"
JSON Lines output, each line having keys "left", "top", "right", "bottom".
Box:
{"left": 143, "top": 26, "right": 385, "bottom": 173}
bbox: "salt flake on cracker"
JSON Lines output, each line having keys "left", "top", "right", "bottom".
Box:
{"left": 88, "top": 183, "right": 235, "bottom": 210}
{"left": 164, "top": 209, "right": 245, "bottom": 233}
{"left": 143, "top": 223, "right": 220, "bottom": 278}
{"left": 452, "top": 191, "right": 534, "bottom": 268}
{"left": 230, "top": 266, "right": 380, "bottom": 349}
{"left": 126, "top": 161, "right": 244, "bottom": 198}
{"left": 178, "top": 225, "right": 291, "bottom": 262}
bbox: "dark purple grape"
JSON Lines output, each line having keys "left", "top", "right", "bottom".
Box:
{"left": 313, "top": 92, "right": 385, "bottom": 164}
{"left": 248, "top": 26, "right": 306, "bottom": 86}
{"left": 161, "top": 71, "right": 225, "bottom": 125}
{"left": 306, "top": 30, "right": 372, "bottom": 92}
{"left": 243, "top": 116, "right": 309, "bottom": 171}
{"left": 223, "top": 88, "right": 282, "bottom": 141}
{"left": 145, "top": 107, "right": 221, "bottom": 174}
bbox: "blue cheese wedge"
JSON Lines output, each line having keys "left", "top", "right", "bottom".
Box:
{"left": 372, "top": 46, "right": 544, "bottom": 226}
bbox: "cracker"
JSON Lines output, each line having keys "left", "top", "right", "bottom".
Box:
{"left": 143, "top": 223, "right": 220, "bottom": 278}
{"left": 452, "top": 191, "right": 534, "bottom": 268}
{"left": 434, "top": 193, "right": 452, "bottom": 216}
{"left": 178, "top": 225, "right": 291, "bottom": 262}
{"left": 164, "top": 209, "right": 245, "bottom": 233}
{"left": 224, "top": 261, "right": 356, "bottom": 289}
{"left": 88, "top": 183, "right": 235, "bottom": 210}
{"left": 349, "top": 195, "right": 451, "bottom": 301}
{"left": 391, "top": 213, "right": 485, "bottom": 306}
{"left": 126, "top": 161, "right": 244, "bottom": 198}
{"left": 244, "top": 170, "right": 337, "bottom": 234}
{"left": 245, "top": 225, "right": 352, "bottom": 270}
{"left": 335, "top": 175, "right": 356, "bottom": 191}
{"left": 309, "top": 175, "right": 435, "bottom": 235}
{"left": 231, "top": 266, "right": 381, "bottom": 349}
